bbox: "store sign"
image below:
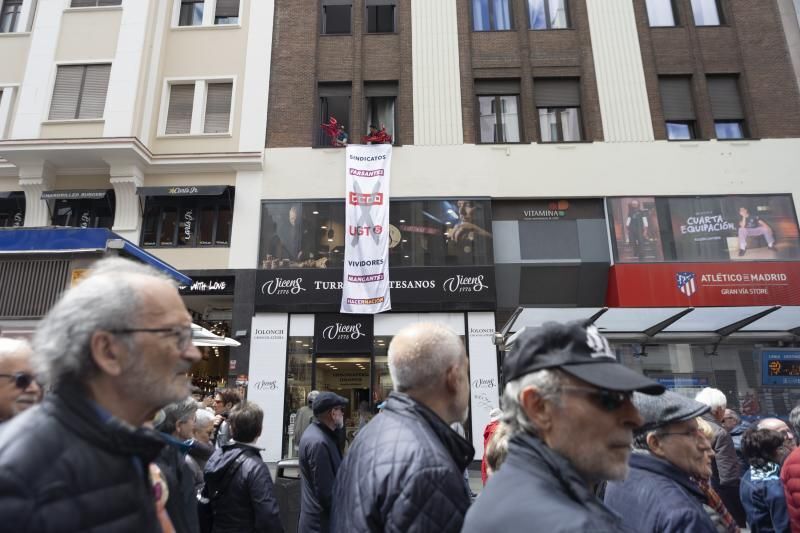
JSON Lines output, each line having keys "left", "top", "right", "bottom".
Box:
{"left": 256, "top": 267, "right": 496, "bottom": 312}
{"left": 492, "top": 198, "right": 605, "bottom": 221}
{"left": 342, "top": 144, "right": 392, "bottom": 314}
{"left": 178, "top": 276, "right": 235, "bottom": 295}
{"left": 761, "top": 349, "right": 800, "bottom": 386}
{"left": 314, "top": 314, "right": 374, "bottom": 354}
{"left": 467, "top": 312, "right": 500, "bottom": 460}
{"left": 608, "top": 262, "right": 800, "bottom": 307}
{"left": 40, "top": 189, "right": 107, "bottom": 200}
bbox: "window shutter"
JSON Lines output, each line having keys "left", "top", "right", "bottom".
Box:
{"left": 166, "top": 84, "right": 195, "bottom": 134}
{"left": 474, "top": 79, "right": 521, "bottom": 95}
{"left": 70, "top": 0, "right": 97, "bottom": 7}
{"left": 49, "top": 66, "right": 84, "bottom": 120}
{"left": 364, "top": 81, "right": 398, "bottom": 97}
{"left": 204, "top": 82, "right": 233, "bottom": 133}
{"left": 707, "top": 76, "right": 744, "bottom": 120}
{"left": 659, "top": 77, "right": 695, "bottom": 120}
{"left": 318, "top": 83, "right": 351, "bottom": 97}
{"left": 77, "top": 64, "right": 111, "bottom": 119}
{"left": 98, "top": 0, "right": 123, "bottom": 5}
{"left": 215, "top": 0, "right": 239, "bottom": 18}
{"left": 534, "top": 78, "right": 581, "bottom": 107}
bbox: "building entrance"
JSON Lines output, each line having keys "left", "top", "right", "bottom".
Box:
{"left": 314, "top": 356, "right": 372, "bottom": 442}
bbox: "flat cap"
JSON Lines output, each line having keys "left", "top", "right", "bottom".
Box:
{"left": 633, "top": 390, "right": 710, "bottom": 433}
{"left": 312, "top": 391, "right": 348, "bottom": 416}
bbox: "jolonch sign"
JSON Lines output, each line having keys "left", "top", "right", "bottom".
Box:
{"left": 342, "top": 144, "right": 392, "bottom": 314}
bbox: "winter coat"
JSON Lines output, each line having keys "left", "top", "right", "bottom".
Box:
{"left": 740, "top": 463, "right": 790, "bottom": 532}
{"left": 0, "top": 381, "right": 164, "bottom": 532}
{"left": 294, "top": 405, "right": 314, "bottom": 451}
{"left": 186, "top": 440, "right": 215, "bottom": 495}
{"left": 780, "top": 446, "right": 800, "bottom": 532}
{"left": 605, "top": 451, "right": 717, "bottom": 533}
{"left": 155, "top": 434, "right": 200, "bottom": 533}
{"left": 330, "top": 392, "right": 474, "bottom": 533}
{"left": 702, "top": 413, "right": 741, "bottom": 487}
{"left": 299, "top": 420, "right": 342, "bottom": 533}
{"left": 464, "top": 432, "right": 625, "bottom": 533}
{"left": 203, "top": 442, "right": 284, "bottom": 533}
{"left": 731, "top": 421, "right": 752, "bottom": 475}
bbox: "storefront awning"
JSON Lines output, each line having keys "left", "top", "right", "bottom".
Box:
{"left": 40, "top": 189, "right": 108, "bottom": 200}
{"left": 136, "top": 185, "right": 229, "bottom": 197}
{"left": 501, "top": 306, "right": 800, "bottom": 345}
{"left": 0, "top": 227, "right": 191, "bottom": 285}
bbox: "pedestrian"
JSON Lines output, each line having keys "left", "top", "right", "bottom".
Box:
{"left": 331, "top": 323, "right": 474, "bottom": 533}
{"left": 484, "top": 421, "right": 511, "bottom": 480}
{"left": 0, "top": 257, "right": 201, "bottom": 532}
{"left": 741, "top": 426, "right": 792, "bottom": 532}
{"left": 203, "top": 401, "right": 283, "bottom": 532}
{"left": 604, "top": 391, "right": 727, "bottom": 533}
{"left": 695, "top": 387, "right": 746, "bottom": 526}
{"left": 294, "top": 390, "right": 319, "bottom": 454}
{"left": 481, "top": 407, "right": 502, "bottom": 485}
{"left": 299, "top": 391, "right": 348, "bottom": 533}
{"left": 212, "top": 388, "right": 241, "bottom": 449}
{"left": 187, "top": 408, "right": 216, "bottom": 494}
{"left": 696, "top": 417, "right": 740, "bottom": 532}
{"left": 462, "top": 321, "right": 664, "bottom": 533}
{"left": 723, "top": 408, "right": 751, "bottom": 474}
{"left": 0, "top": 338, "right": 41, "bottom": 423}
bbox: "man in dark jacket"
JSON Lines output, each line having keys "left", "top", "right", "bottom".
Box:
{"left": 331, "top": 323, "right": 474, "bottom": 533}
{"left": 605, "top": 390, "right": 721, "bottom": 533}
{"left": 463, "top": 321, "right": 665, "bottom": 533}
{"left": 203, "top": 401, "right": 283, "bottom": 533}
{"left": 0, "top": 257, "right": 202, "bottom": 532}
{"left": 299, "top": 391, "right": 347, "bottom": 533}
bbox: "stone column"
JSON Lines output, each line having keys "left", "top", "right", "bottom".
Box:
{"left": 110, "top": 165, "right": 144, "bottom": 242}
{"left": 18, "top": 163, "right": 54, "bottom": 227}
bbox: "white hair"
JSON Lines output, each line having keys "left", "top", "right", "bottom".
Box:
{"left": 195, "top": 408, "right": 215, "bottom": 428}
{"left": 694, "top": 387, "right": 727, "bottom": 410}
{"left": 502, "top": 369, "right": 562, "bottom": 438}
{"left": 0, "top": 338, "right": 31, "bottom": 360}
{"left": 388, "top": 323, "right": 465, "bottom": 392}
{"left": 32, "top": 257, "right": 173, "bottom": 388}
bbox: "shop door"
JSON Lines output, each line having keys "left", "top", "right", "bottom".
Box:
{"left": 314, "top": 356, "right": 372, "bottom": 443}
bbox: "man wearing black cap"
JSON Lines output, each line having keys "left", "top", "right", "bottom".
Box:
{"left": 604, "top": 391, "right": 723, "bottom": 533}
{"left": 299, "top": 391, "right": 348, "bottom": 533}
{"left": 462, "top": 321, "right": 664, "bottom": 533}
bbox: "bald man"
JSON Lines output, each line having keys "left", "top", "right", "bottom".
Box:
{"left": 0, "top": 339, "right": 41, "bottom": 423}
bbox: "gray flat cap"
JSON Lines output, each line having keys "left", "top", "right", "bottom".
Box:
{"left": 634, "top": 390, "right": 710, "bottom": 433}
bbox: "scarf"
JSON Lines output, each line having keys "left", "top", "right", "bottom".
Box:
{"left": 692, "top": 477, "right": 738, "bottom": 533}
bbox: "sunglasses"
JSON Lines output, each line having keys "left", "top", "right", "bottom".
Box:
{"left": 0, "top": 372, "right": 35, "bottom": 390}
{"left": 559, "top": 386, "right": 632, "bottom": 412}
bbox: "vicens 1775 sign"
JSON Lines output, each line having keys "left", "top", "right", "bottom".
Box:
{"left": 314, "top": 314, "right": 374, "bottom": 354}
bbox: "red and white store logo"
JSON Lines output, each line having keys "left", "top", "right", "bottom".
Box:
{"left": 349, "top": 168, "right": 384, "bottom": 178}
{"left": 348, "top": 192, "right": 384, "bottom": 206}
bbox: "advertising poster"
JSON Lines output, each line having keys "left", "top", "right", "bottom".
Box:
{"left": 668, "top": 197, "right": 732, "bottom": 261}
{"left": 341, "top": 144, "right": 392, "bottom": 314}
{"left": 607, "top": 197, "right": 665, "bottom": 262}
{"left": 720, "top": 195, "right": 800, "bottom": 261}
{"left": 467, "top": 312, "right": 500, "bottom": 460}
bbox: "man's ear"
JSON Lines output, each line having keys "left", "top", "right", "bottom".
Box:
{"left": 520, "top": 387, "right": 555, "bottom": 435}
{"left": 444, "top": 364, "right": 462, "bottom": 395}
{"left": 646, "top": 431, "right": 666, "bottom": 458}
{"left": 89, "top": 331, "right": 125, "bottom": 377}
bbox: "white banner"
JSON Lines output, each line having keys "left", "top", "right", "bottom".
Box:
{"left": 247, "top": 313, "right": 289, "bottom": 462}
{"left": 341, "top": 144, "right": 392, "bottom": 314}
{"left": 467, "top": 312, "right": 501, "bottom": 460}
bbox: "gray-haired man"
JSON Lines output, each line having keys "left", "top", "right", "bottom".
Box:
{"left": 0, "top": 339, "right": 41, "bottom": 423}
{"left": 0, "top": 257, "right": 201, "bottom": 532}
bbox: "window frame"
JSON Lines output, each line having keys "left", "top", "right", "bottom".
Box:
{"left": 665, "top": 120, "right": 697, "bottom": 140}
{"left": 365, "top": 2, "right": 395, "bottom": 34}
{"left": 645, "top": 0, "right": 679, "bottom": 27}
{"left": 68, "top": 0, "right": 122, "bottom": 8}
{"left": 214, "top": 0, "right": 239, "bottom": 25}
{"left": 472, "top": 0, "right": 514, "bottom": 32}
{"left": 690, "top": 0, "right": 724, "bottom": 27}
{"left": 46, "top": 62, "right": 113, "bottom": 123}
{"left": 316, "top": 83, "right": 352, "bottom": 147}
{"left": 528, "top": 0, "right": 571, "bottom": 31}
{"left": 171, "top": 0, "right": 243, "bottom": 29}
{"left": 159, "top": 77, "right": 236, "bottom": 137}
{"left": 364, "top": 94, "right": 398, "bottom": 145}
{"left": 714, "top": 119, "right": 746, "bottom": 140}
{"left": 476, "top": 93, "right": 523, "bottom": 144}
{"left": 0, "top": 0, "right": 22, "bottom": 32}
{"left": 321, "top": 2, "right": 352, "bottom": 35}
{"left": 141, "top": 192, "right": 234, "bottom": 249}
{"left": 537, "top": 106, "right": 583, "bottom": 143}
{"left": 707, "top": 74, "right": 747, "bottom": 140}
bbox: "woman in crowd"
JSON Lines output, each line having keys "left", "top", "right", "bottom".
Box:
{"left": 740, "top": 427, "right": 792, "bottom": 532}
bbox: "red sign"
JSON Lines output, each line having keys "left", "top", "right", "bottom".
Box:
{"left": 607, "top": 262, "right": 800, "bottom": 307}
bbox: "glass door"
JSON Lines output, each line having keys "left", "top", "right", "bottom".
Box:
{"left": 315, "top": 356, "right": 371, "bottom": 444}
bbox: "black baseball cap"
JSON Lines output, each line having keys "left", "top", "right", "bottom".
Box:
{"left": 504, "top": 321, "right": 665, "bottom": 395}
{"left": 312, "top": 391, "right": 349, "bottom": 416}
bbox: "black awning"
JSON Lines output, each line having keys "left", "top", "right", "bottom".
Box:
{"left": 136, "top": 185, "right": 229, "bottom": 197}
{"left": 40, "top": 189, "right": 108, "bottom": 200}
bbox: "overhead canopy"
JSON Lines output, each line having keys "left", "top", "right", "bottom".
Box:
{"left": 0, "top": 227, "right": 191, "bottom": 285}
{"left": 191, "top": 323, "right": 241, "bottom": 347}
{"left": 136, "top": 185, "right": 229, "bottom": 197}
{"left": 40, "top": 189, "right": 108, "bottom": 200}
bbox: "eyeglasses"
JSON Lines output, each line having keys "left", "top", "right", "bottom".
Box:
{"left": 0, "top": 372, "right": 35, "bottom": 390}
{"left": 559, "top": 386, "right": 632, "bottom": 412}
{"left": 110, "top": 326, "right": 193, "bottom": 352}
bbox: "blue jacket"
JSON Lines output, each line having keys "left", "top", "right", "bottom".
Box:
{"left": 740, "top": 464, "right": 790, "bottom": 532}
{"left": 605, "top": 451, "right": 717, "bottom": 533}
{"left": 299, "top": 420, "right": 342, "bottom": 533}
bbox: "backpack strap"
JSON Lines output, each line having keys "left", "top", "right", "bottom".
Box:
{"left": 209, "top": 451, "right": 249, "bottom": 501}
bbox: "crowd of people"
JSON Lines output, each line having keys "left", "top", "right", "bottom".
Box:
{"left": 3, "top": 256, "right": 800, "bottom": 532}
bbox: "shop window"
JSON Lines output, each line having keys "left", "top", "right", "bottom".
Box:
{"left": 473, "top": 0, "right": 512, "bottom": 31}
{"left": 646, "top": 0, "right": 678, "bottom": 26}
{"left": 214, "top": 0, "right": 239, "bottom": 24}
{"left": 48, "top": 64, "right": 111, "bottom": 121}
{"left": 141, "top": 190, "right": 234, "bottom": 248}
{"left": 0, "top": 0, "right": 22, "bottom": 32}
{"left": 0, "top": 192, "right": 25, "bottom": 227}
{"left": 318, "top": 83, "right": 351, "bottom": 147}
{"left": 322, "top": 1, "right": 351, "bottom": 34}
{"left": 283, "top": 336, "right": 312, "bottom": 458}
{"left": 535, "top": 78, "right": 582, "bottom": 142}
{"left": 50, "top": 192, "right": 115, "bottom": 229}
{"left": 659, "top": 76, "right": 697, "bottom": 140}
{"left": 707, "top": 75, "right": 746, "bottom": 140}
{"left": 690, "top": 0, "right": 723, "bottom": 26}
{"left": 528, "top": 0, "right": 568, "bottom": 30}
{"left": 179, "top": 0, "right": 204, "bottom": 26}
{"left": 366, "top": 0, "right": 394, "bottom": 33}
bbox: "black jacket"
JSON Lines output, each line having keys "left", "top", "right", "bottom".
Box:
{"left": 203, "top": 442, "right": 284, "bottom": 533}
{"left": 462, "top": 432, "right": 626, "bottom": 533}
{"left": 0, "top": 381, "right": 164, "bottom": 532}
{"left": 155, "top": 434, "right": 200, "bottom": 533}
{"left": 330, "top": 392, "right": 474, "bottom": 533}
{"left": 299, "top": 420, "right": 342, "bottom": 533}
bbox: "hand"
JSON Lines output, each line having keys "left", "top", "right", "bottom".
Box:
{"left": 213, "top": 415, "right": 224, "bottom": 428}
{"left": 451, "top": 222, "right": 488, "bottom": 242}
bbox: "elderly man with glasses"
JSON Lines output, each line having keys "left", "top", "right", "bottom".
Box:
{"left": 0, "top": 257, "right": 201, "bottom": 533}
{"left": 0, "top": 338, "right": 41, "bottom": 423}
{"left": 462, "top": 321, "right": 665, "bottom": 533}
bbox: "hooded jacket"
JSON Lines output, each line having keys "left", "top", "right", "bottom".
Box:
{"left": 463, "top": 432, "right": 626, "bottom": 533}
{"left": 741, "top": 463, "right": 789, "bottom": 532}
{"left": 0, "top": 381, "right": 164, "bottom": 532}
{"left": 330, "top": 392, "right": 474, "bottom": 533}
{"left": 203, "top": 442, "right": 283, "bottom": 533}
{"left": 299, "top": 420, "right": 342, "bottom": 533}
{"left": 604, "top": 451, "right": 718, "bottom": 533}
